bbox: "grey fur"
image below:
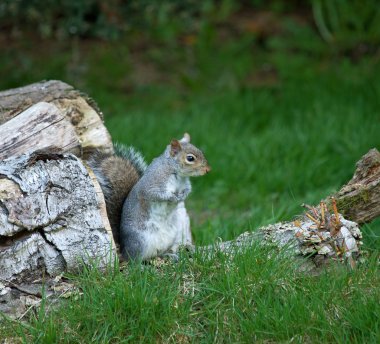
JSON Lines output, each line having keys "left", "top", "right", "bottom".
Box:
{"left": 120, "top": 141, "right": 209, "bottom": 261}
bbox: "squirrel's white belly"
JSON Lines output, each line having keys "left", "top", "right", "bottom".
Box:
{"left": 143, "top": 201, "right": 189, "bottom": 259}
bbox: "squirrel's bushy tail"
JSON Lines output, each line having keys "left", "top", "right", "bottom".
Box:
{"left": 88, "top": 143, "right": 147, "bottom": 244}
{"left": 113, "top": 143, "right": 147, "bottom": 176}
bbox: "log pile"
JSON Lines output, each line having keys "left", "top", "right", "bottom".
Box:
{"left": 0, "top": 81, "right": 116, "bottom": 282}
{"left": 0, "top": 81, "right": 116, "bottom": 317}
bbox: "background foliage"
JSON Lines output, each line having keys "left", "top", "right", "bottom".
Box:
{"left": 1, "top": 0, "right": 380, "bottom": 50}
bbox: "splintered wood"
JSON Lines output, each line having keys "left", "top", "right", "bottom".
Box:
{"left": 295, "top": 199, "right": 361, "bottom": 269}
{"left": 0, "top": 80, "right": 114, "bottom": 159}
{"left": 207, "top": 206, "right": 362, "bottom": 271}
{"left": 0, "top": 102, "right": 80, "bottom": 160}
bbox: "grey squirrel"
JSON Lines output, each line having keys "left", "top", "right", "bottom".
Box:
{"left": 88, "top": 133, "right": 210, "bottom": 261}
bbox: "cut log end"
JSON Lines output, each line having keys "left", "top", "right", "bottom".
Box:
{"left": 0, "top": 151, "right": 116, "bottom": 284}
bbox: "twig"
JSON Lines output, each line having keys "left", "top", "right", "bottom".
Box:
{"left": 330, "top": 197, "right": 341, "bottom": 236}
{"left": 305, "top": 212, "right": 320, "bottom": 225}
{"left": 320, "top": 201, "right": 326, "bottom": 229}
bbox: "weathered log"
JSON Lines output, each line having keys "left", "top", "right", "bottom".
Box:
{"left": 0, "top": 151, "right": 115, "bottom": 285}
{"left": 0, "top": 80, "right": 113, "bottom": 159}
{"left": 204, "top": 148, "right": 380, "bottom": 269}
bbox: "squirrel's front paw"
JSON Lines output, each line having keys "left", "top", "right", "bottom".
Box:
{"left": 168, "top": 194, "right": 182, "bottom": 203}
{"left": 177, "top": 189, "right": 190, "bottom": 201}
{"left": 161, "top": 252, "right": 180, "bottom": 262}
{"left": 169, "top": 193, "right": 183, "bottom": 203}
{"left": 182, "top": 244, "right": 195, "bottom": 254}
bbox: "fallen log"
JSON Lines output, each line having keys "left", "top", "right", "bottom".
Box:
{"left": 204, "top": 148, "right": 380, "bottom": 269}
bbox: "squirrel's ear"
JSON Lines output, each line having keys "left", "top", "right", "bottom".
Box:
{"left": 170, "top": 139, "right": 182, "bottom": 156}
{"left": 180, "top": 133, "right": 191, "bottom": 143}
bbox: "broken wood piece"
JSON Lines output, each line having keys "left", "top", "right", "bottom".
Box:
{"left": 0, "top": 102, "right": 80, "bottom": 160}
{"left": 0, "top": 80, "right": 113, "bottom": 159}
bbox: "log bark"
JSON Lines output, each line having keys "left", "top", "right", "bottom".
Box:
{"left": 332, "top": 148, "right": 380, "bottom": 224}
{"left": 0, "top": 80, "right": 113, "bottom": 159}
{"left": 0, "top": 81, "right": 116, "bottom": 318}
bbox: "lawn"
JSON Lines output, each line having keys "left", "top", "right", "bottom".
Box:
{"left": 1, "top": 13, "right": 379, "bottom": 343}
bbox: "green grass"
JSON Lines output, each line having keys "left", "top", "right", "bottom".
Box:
{"left": 1, "top": 21, "right": 380, "bottom": 342}
{"left": 4, "top": 248, "right": 379, "bottom": 343}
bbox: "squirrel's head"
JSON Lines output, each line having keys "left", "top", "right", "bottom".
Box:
{"left": 170, "top": 133, "right": 211, "bottom": 177}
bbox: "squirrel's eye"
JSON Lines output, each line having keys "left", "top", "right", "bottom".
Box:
{"left": 186, "top": 154, "right": 196, "bottom": 163}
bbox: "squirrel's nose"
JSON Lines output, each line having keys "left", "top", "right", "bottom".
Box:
{"left": 205, "top": 165, "right": 211, "bottom": 173}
